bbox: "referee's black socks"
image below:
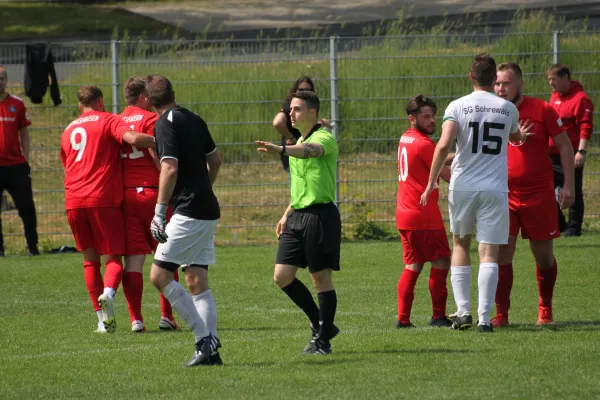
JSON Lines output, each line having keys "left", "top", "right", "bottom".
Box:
{"left": 318, "top": 290, "right": 337, "bottom": 342}
{"left": 281, "top": 278, "right": 320, "bottom": 329}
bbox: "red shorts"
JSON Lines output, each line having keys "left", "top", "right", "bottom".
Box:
{"left": 399, "top": 229, "right": 451, "bottom": 265}
{"left": 509, "top": 189, "right": 559, "bottom": 241}
{"left": 123, "top": 187, "right": 173, "bottom": 255}
{"left": 66, "top": 207, "right": 126, "bottom": 255}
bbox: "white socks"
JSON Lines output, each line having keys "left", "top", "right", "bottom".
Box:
{"left": 192, "top": 289, "right": 218, "bottom": 338}
{"left": 103, "top": 287, "right": 116, "bottom": 300}
{"left": 451, "top": 266, "right": 472, "bottom": 316}
{"left": 477, "top": 263, "right": 499, "bottom": 325}
{"left": 163, "top": 280, "right": 209, "bottom": 342}
{"left": 96, "top": 310, "right": 103, "bottom": 325}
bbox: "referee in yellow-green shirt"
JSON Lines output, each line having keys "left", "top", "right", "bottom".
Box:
{"left": 256, "top": 90, "right": 341, "bottom": 355}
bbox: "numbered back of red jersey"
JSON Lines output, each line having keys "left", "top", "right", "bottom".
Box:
{"left": 60, "top": 111, "right": 125, "bottom": 210}
{"left": 120, "top": 106, "right": 159, "bottom": 188}
{"left": 396, "top": 128, "right": 444, "bottom": 231}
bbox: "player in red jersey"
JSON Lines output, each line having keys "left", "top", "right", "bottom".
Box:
{"left": 119, "top": 76, "right": 180, "bottom": 333}
{"left": 60, "top": 85, "right": 155, "bottom": 333}
{"left": 0, "top": 65, "right": 39, "bottom": 256}
{"left": 493, "top": 63, "right": 575, "bottom": 326}
{"left": 395, "top": 95, "right": 452, "bottom": 328}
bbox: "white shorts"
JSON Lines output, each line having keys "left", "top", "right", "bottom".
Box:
{"left": 154, "top": 214, "right": 219, "bottom": 267}
{"left": 448, "top": 190, "right": 509, "bottom": 244}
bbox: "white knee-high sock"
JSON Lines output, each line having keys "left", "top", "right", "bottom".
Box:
{"left": 451, "top": 266, "right": 472, "bottom": 316}
{"left": 478, "top": 263, "right": 499, "bottom": 325}
{"left": 163, "top": 280, "right": 209, "bottom": 342}
{"left": 192, "top": 289, "right": 218, "bottom": 338}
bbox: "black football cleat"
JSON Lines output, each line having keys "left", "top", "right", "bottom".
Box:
{"left": 208, "top": 336, "right": 223, "bottom": 366}
{"left": 477, "top": 323, "right": 494, "bottom": 333}
{"left": 303, "top": 338, "right": 332, "bottom": 355}
{"left": 450, "top": 313, "right": 473, "bottom": 330}
{"left": 304, "top": 324, "right": 339, "bottom": 354}
{"left": 429, "top": 317, "right": 453, "bottom": 328}
{"left": 396, "top": 321, "right": 416, "bottom": 328}
{"left": 183, "top": 335, "right": 215, "bottom": 367}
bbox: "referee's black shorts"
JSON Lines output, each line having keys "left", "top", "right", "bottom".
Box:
{"left": 276, "top": 202, "right": 341, "bottom": 273}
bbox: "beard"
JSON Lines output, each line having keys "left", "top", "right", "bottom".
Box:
{"left": 510, "top": 89, "right": 522, "bottom": 104}
{"left": 416, "top": 122, "right": 436, "bottom": 136}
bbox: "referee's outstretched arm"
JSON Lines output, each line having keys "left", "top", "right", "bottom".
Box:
{"left": 256, "top": 140, "right": 324, "bottom": 159}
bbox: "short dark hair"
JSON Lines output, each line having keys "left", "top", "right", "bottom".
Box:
{"left": 77, "top": 85, "right": 103, "bottom": 106}
{"left": 547, "top": 63, "right": 571, "bottom": 80}
{"left": 497, "top": 62, "right": 523, "bottom": 79}
{"left": 146, "top": 74, "right": 175, "bottom": 109}
{"left": 292, "top": 90, "right": 320, "bottom": 115}
{"left": 471, "top": 53, "right": 497, "bottom": 87}
{"left": 406, "top": 94, "right": 437, "bottom": 116}
{"left": 124, "top": 76, "right": 147, "bottom": 105}
{"left": 0, "top": 66, "right": 6, "bottom": 79}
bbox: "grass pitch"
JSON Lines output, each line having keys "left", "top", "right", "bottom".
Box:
{"left": 2, "top": 235, "right": 600, "bottom": 399}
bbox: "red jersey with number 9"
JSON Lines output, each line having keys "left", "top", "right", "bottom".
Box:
{"left": 396, "top": 128, "right": 445, "bottom": 230}
{"left": 119, "top": 106, "right": 159, "bottom": 188}
{"left": 60, "top": 111, "right": 126, "bottom": 210}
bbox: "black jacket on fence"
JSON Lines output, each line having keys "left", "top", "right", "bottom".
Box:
{"left": 24, "top": 43, "right": 62, "bottom": 106}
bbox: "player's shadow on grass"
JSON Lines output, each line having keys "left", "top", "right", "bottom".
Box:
{"left": 506, "top": 320, "right": 600, "bottom": 332}
{"left": 219, "top": 326, "right": 290, "bottom": 332}
{"left": 299, "top": 357, "right": 364, "bottom": 366}
{"left": 336, "top": 348, "right": 478, "bottom": 355}
{"left": 555, "top": 243, "right": 600, "bottom": 250}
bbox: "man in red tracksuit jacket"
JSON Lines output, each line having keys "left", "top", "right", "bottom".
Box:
{"left": 547, "top": 64, "right": 594, "bottom": 236}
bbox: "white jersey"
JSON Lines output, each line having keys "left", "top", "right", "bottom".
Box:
{"left": 443, "top": 91, "right": 519, "bottom": 192}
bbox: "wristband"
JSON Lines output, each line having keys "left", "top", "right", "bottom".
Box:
{"left": 155, "top": 203, "right": 168, "bottom": 216}
{"left": 577, "top": 149, "right": 586, "bottom": 155}
{"left": 280, "top": 144, "right": 286, "bottom": 155}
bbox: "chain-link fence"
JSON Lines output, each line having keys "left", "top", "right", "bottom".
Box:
{"left": 1, "top": 31, "right": 599, "bottom": 251}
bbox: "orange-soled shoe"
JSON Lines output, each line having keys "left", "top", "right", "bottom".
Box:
{"left": 491, "top": 314, "right": 509, "bottom": 328}
{"left": 536, "top": 306, "right": 553, "bottom": 326}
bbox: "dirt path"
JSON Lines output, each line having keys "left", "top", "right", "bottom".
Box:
{"left": 125, "top": 0, "right": 600, "bottom": 36}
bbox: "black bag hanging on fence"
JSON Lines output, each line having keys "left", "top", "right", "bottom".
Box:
{"left": 24, "top": 43, "right": 62, "bottom": 106}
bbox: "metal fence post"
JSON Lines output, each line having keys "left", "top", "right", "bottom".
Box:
{"left": 553, "top": 30, "right": 560, "bottom": 64}
{"left": 329, "top": 35, "right": 340, "bottom": 208}
{"left": 111, "top": 40, "right": 120, "bottom": 114}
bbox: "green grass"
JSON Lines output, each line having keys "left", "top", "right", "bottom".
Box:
{"left": 2, "top": 237, "right": 600, "bottom": 399}
{"left": 0, "top": 3, "right": 179, "bottom": 40}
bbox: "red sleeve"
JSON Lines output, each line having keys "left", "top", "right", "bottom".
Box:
{"left": 106, "top": 114, "right": 126, "bottom": 144}
{"left": 575, "top": 96, "right": 594, "bottom": 140}
{"left": 543, "top": 102, "right": 565, "bottom": 138}
{"left": 18, "top": 102, "right": 32, "bottom": 129}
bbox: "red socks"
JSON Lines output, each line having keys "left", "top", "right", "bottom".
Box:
{"left": 397, "top": 269, "right": 419, "bottom": 323}
{"left": 104, "top": 259, "right": 124, "bottom": 292}
{"left": 495, "top": 263, "right": 514, "bottom": 316}
{"left": 429, "top": 267, "right": 449, "bottom": 320}
{"left": 83, "top": 261, "right": 103, "bottom": 311}
{"left": 123, "top": 272, "right": 144, "bottom": 323}
{"left": 537, "top": 259, "right": 558, "bottom": 308}
{"left": 160, "top": 270, "right": 179, "bottom": 319}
